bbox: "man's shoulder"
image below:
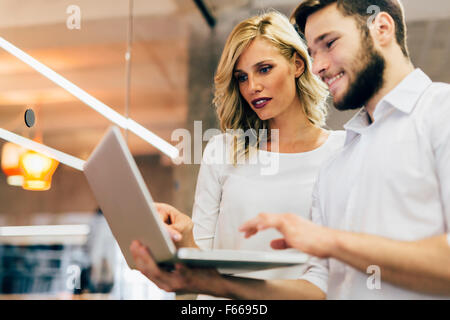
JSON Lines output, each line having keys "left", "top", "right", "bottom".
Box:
{"left": 419, "top": 81, "right": 450, "bottom": 106}
{"left": 414, "top": 81, "right": 450, "bottom": 123}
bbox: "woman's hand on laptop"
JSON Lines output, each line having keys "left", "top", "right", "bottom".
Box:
{"left": 130, "top": 240, "right": 224, "bottom": 296}
{"left": 155, "top": 203, "right": 198, "bottom": 248}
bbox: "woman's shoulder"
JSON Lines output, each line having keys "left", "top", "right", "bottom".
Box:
{"left": 204, "top": 132, "right": 228, "bottom": 152}
{"left": 202, "top": 133, "right": 230, "bottom": 165}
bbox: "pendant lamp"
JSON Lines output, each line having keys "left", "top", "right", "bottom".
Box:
{"left": 1, "top": 142, "right": 25, "bottom": 186}
{"left": 19, "top": 148, "right": 59, "bottom": 191}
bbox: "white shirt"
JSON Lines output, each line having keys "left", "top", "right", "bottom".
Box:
{"left": 192, "top": 131, "right": 345, "bottom": 281}
{"left": 301, "top": 69, "right": 450, "bottom": 299}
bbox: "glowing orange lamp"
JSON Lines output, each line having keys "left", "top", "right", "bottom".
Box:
{"left": 1, "top": 142, "right": 26, "bottom": 186}
{"left": 19, "top": 149, "right": 59, "bottom": 191}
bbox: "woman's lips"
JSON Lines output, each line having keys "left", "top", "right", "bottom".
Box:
{"left": 252, "top": 98, "right": 272, "bottom": 109}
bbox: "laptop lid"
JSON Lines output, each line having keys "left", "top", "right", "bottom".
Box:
{"left": 83, "top": 126, "right": 176, "bottom": 269}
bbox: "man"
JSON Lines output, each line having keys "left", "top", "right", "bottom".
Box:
{"left": 130, "top": 0, "right": 450, "bottom": 299}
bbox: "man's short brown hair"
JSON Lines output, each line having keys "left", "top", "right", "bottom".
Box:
{"left": 291, "top": 0, "right": 409, "bottom": 58}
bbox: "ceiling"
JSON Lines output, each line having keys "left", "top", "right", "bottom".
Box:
{"left": 0, "top": 0, "right": 193, "bottom": 158}
{"left": 0, "top": 0, "right": 448, "bottom": 159}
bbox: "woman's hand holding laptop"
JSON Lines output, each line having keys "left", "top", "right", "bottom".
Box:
{"left": 154, "top": 203, "right": 198, "bottom": 249}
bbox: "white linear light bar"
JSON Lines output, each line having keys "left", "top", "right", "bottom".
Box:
{"left": 0, "top": 225, "right": 90, "bottom": 237}
{"left": 0, "top": 127, "right": 85, "bottom": 171}
{"left": 0, "top": 37, "right": 179, "bottom": 159}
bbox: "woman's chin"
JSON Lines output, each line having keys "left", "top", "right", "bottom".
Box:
{"left": 256, "top": 112, "right": 272, "bottom": 121}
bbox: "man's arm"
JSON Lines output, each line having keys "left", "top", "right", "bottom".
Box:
{"left": 131, "top": 204, "right": 326, "bottom": 299}
{"left": 220, "top": 277, "right": 325, "bottom": 300}
{"left": 333, "top": 232, "right": 450, "bottom": 294}
{"left": 240, "top": 214, "right": 450, "bottom": 295}
{"left": 328, "top": 84, "right": 450, "bottom": 294}
{"left": 129, "top": 240, "right": 325, "bottom": 299}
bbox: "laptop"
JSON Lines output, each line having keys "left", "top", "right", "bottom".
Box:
{"left": 83, "top": 126, "right": 309, "bottom": 274}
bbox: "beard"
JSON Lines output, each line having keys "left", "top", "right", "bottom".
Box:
{"left": 334, "top": 37, "right": 386, "bottom": 111}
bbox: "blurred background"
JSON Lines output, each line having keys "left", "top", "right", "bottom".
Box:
{"left": 0, "top": 0, "right": 448, "bottom": 299}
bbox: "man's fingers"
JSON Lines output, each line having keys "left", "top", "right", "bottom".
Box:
{"left": 130, "top": 241, "right": 160, "bottom": 276}
{"left": 130, "top": 241, "right": 176, "bottom": 289}
{"left": 239, "top": 213, "right": 281, "bottom": 238}
{"left": 239, "top": 218, "right": 259, "bottom": 238}
{"left": 271, "top": 238, "right": 290, "bottom": 250}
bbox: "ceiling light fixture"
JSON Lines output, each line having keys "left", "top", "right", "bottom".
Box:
{"left": 0, "top": 37, "right": 179, "bottom": 159}
{"left": 20, "top": 148, "right": 59, "bottom": 191}
{"left": 0, "top": 224, "right": 90, "bottom": 237}
{"left": 1, "top": 142, "right": 25, "bottom": 186}
{"left": 0, "top": 127, "right": 85, "bottom": 171}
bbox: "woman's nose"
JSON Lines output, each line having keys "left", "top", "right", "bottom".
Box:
{"left": 248, "top": 75, "right": 263, "bottom": 94}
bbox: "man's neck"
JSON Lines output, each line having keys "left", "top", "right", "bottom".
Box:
{"left": 365, "top": 59, "right": 415, "bottom": 121}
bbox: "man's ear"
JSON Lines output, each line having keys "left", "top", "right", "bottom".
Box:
{"left": 370, "top": 12, "right": 396, "bottom": 49}
{"left": 293, "top": 52, "right": 305, "bottom": 78}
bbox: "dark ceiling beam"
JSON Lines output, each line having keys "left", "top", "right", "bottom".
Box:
{"left": 193, "top": 0, "right": 216, "bottom": 28}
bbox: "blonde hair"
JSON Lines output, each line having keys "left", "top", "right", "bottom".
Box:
{"left": 213, "top": 10, "right": 329, "bottom": 164}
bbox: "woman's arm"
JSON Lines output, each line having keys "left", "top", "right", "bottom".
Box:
{"left": 155, "top": 136, "right": 225, "bottom": 249}
{"left": 191, "top": 135, "right": 225, "bottom": 250}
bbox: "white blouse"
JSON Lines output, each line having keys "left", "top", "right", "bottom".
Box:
{"left": 192, "top": 130, "right": 346, "bottom": 284}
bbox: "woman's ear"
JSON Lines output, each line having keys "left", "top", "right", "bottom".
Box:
{"left": 293, "top": 52, "right": 305, "bottom": 78}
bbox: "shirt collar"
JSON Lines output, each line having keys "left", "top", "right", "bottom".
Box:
{"left": 343, "top": 109, "right": 369, "bottom": 145}
{"left": 343, "top": 69, "right": 432, "bottom": 145}
{"left": 382, "top": 68, "right": 432, "bottom": 114}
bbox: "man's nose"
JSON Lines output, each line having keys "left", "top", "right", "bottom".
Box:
{"left": 311, "top": 53, "right": 329, "bottom": 76}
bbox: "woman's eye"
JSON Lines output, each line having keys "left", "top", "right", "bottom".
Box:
{"left": 259, "top": 66, "right": 272, "bottom": 74}
{"left": 237, "top": 74, "right": 247, "bottom": 82}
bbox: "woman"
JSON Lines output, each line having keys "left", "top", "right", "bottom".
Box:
{"left": 131, "top": 10, "right": 345, "bottom": 299}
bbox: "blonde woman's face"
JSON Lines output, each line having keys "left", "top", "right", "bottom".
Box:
{"left": 234, "top": 37, "right": 304, "bottom": 121}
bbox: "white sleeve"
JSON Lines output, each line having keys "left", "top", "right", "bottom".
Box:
{"left": 192, "top": 135, "right": 225, "bottom": 250}
{"left": 427, "top": 84, "right": 450, "bottom": 231}
{"left": 298, "top": 178, "right": 329, "bottom": 295}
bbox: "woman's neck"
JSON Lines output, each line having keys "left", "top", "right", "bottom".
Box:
{"left": 266, "top": 101, "right": 328, "bottom": 153}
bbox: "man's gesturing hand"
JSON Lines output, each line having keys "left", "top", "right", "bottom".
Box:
{"left": 239, "top": 213, "right": 337, "bottom": 258}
